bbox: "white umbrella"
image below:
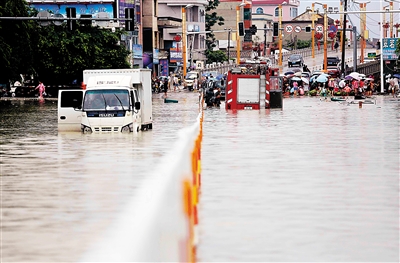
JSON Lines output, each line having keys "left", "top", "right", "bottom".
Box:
{"left": 294, "top": 72, "right": 302, "bottom": 77}
{"left": 339, "top": 79, "right": 346, "bottom": 88}
{"left": 349, "top": 72, "right": 360, "bottom": 78}
{"left": 301, "top": 77, "right": 309, "bottom": 84}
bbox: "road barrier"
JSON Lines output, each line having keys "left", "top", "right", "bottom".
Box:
{"left": 80, "top": 98, "right": 204, "bottom": 262}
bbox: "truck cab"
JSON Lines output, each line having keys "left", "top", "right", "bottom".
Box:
{"left": 58, "top": 69, "right": 152, "bottom": 133}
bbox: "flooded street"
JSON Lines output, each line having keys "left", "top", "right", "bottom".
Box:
{"left": 198, "top": 96, "right": 399, "bottom": 262}
{"left": 1, "top": 94, "right": 399, "bottom": 262}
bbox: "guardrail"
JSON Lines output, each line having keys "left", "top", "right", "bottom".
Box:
{"left": 80, "top": 99, "right": 204, "bottom": 262}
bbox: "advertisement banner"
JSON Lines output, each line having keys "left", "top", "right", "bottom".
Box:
{"left": 170, "top": 48, "right": 182, "bottom": 63}
{"left": 160, "top": 59, "right": 169, "bottom": 76}
{"left": 153, "top": 49, "right": 159, "bottom": 64}
{"left": 143, "top": 52, "right": 153, "bottom": 69}
{"left": 31, "top": 4, "right": 113, "bottom": 18}
{"left": 382, "top": 38, "right": 399, "bottom": 60}
{"left": 132, "top": 44, "right": 143, "bottom": 59}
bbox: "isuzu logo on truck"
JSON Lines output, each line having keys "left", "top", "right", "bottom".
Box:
{"left": 99, "top": 113, "right": 115, "bottom": 117}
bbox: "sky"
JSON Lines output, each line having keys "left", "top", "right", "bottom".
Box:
{"left": 298, "top": 0, "right": 400, "bottom": 39}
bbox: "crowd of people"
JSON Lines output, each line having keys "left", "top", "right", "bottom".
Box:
{"left": 282, "top": 71, "right": 388, "bottom": 98}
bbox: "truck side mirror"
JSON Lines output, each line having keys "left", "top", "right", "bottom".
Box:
{"left": 135, "top": 101, "right": 140, "bottom": 110}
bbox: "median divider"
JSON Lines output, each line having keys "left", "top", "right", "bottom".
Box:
{"left": 80, "top": 100, "right": 204, "bottom": 262}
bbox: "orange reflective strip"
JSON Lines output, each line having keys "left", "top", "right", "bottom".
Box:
{"left": 182, "top": 179, "right": 192, "bottom": 218}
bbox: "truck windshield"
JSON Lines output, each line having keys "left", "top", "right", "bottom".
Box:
{"left": 83, "top": 89, "right": 130, "bottom": 111}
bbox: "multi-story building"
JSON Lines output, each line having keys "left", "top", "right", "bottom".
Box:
{"left": 157, "top": 0, "right": 207, "bottom": 76}
{"left": 26, "top": 0, "right": 208, "bottom": 77}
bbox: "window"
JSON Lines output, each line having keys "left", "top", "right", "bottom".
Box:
{"left": 256, "top": 7, "right": 263, "bottom": 14}
{"left": 275, "top": 7, "right": 279, "bottom": 16}
{"left": 291, "top": 8, "right": 298, "bottom": 17}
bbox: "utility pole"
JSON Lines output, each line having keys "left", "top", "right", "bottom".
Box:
{"left": 341, "top": 0, "right": 348, "bottom": 76}
{"left": 264, "top": 24, "right": 267, "bottom": 56}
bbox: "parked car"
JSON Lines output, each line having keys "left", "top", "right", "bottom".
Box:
{"left": 326, "top": 56, "right": 341, "bottom": 66}
{"left": 327, "top": 66, "right": 341, "bottom": 78}
{"left": 184, "top": 71, "right": 200, "bottom": 90}
{"left": 288, "top": 54, "right": 304, "bottom": 67}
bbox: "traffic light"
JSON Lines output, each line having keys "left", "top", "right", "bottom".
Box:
{"left": 125, "top": 8, "right": 135, "bottom": 31}
{"left": 273, "top": 22, "right": 278, "bottom": 37}
{"left": 305, "top": 26, "right": 311, "bottom": 33}
{"left": 66, "top": 7, "right": 76, "bottom": 31}
{"left": 238, "top": 22, "right": 244, "bottom": 36}
{"left": 250, "top": 24, "right": 257, "bottom": 35}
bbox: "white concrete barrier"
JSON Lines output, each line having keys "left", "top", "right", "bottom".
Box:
{"left": 80, "top": 110, "right": 204, "bottom": 262}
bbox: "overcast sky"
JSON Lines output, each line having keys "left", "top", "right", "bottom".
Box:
{"left": 298, "top": 0, "right": 400, "bottom": 39}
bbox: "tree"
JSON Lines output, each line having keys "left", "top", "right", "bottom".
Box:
{"left": 33, "top": 25, "right": 130, "bottom": 84}
{"left": 0, "top": 0, "right": 131, "bottom": 86}
{"left": 205, "top": 50, "right": 227, "bottom": 64}
{"left": 0, "top": 0, "right": 38, "bottom": 84}
{"left": 205, "top": 0, "right": 225, "bottom": 63}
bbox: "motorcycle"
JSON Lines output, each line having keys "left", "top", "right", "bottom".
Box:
{"left": 152, "top": 78, "right": 160, "bottom": 94}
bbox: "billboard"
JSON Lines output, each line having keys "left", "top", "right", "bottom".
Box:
{"left": 31, "top": 4, "right": 114, "bottom": 18}
{"left": 170, "top": 48, "right": 182, "bottom": 63}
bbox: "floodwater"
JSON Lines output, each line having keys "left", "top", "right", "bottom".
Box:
{"left": 198, "top": 96, "right": 399, "bottom": 262}
{"left": 1, "top": 94, "right": 399, "bottom": 262}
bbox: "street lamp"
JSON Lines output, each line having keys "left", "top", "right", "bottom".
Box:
{"left": 182, "top": 4, "right": 193, "bottom": 78}
{"left": 315, "top": 2, "right": 328, "bottom": 72}
{"left": 236, "top": 2, "right": 246, "bottom": 63}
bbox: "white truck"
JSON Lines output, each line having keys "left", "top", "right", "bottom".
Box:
{"left": 58, "top": 69, "right": 153, "bottom": 133}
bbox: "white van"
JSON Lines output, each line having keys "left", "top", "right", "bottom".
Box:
{"left": 58, "top": 69, "right": 152, "bottom": 133}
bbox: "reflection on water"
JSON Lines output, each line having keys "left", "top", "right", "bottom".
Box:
{"left": 0, "top": 93, "right": 200, "bottom": 262}
{"left": 1, "top": 95, "right": 398, "bottom": 262}
{"left": 198, "top": 96, "right": 399, "bottom": 262}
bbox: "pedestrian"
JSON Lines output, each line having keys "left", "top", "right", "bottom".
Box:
{"left": 173, "top": 75, "right": 179, "bottom": 92}
{"left": 334, "top": 41, "right": 339, "bottom": 52}
{"left": 193, "top": 77, "right": 198, "bottom": 91}
{"left": 35, "top": 81, "right": 46, "bottom": 98}
{"left": 163, "top": 78, "right": 168, "bottom": 97}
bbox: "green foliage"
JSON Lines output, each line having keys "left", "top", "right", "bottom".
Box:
{"left": 0, "top": 0, "right": 131, "bottom": 85}
{"left": 33, "top": 25, "right": 130, "bottom": 84}
{"left": 0, "top": 0, "right": 38, "bottom": 83}
{"left": 205, "top": 0, "right": 224, "bottom": 51}
{"left": 205, "top": 50, "right": 227, "bottom": 64}
{"left": 296, "top": 39, "right": 311, "bottom": 49}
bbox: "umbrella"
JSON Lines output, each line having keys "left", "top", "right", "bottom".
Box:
{"left": 284, "top": 71, "right": 295, "bottom": 75}
{"left": 294, "top": 72, "right": 302, "bottom": 77}
{"left": 291, "top": 76, "right": 302, "bottom": 81}
{"left": 215, "top": 74, "right": 224, "bottom": 80}
{"left": 301, "top": 77, "right": 309, "bottom": 84}
{"left": 393, "top": 74, "right": 400, "bottom": 79}
{"left": 349, "top": 72, "right": 360, "bottom": 78}
{"left": 316, "top": 74, "right": 328, "bottom": 83}
{"left": 339, "top": 79, "right": 346, "bottom": 88}
{"left": 345, "top": 75, "right": 353, "bottom": 80}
